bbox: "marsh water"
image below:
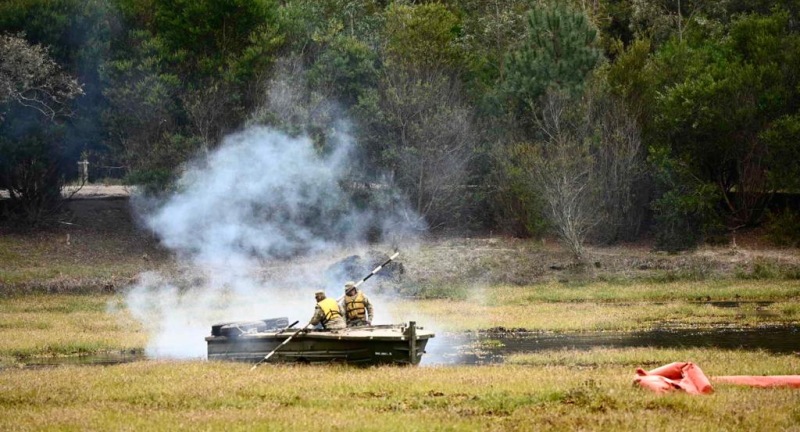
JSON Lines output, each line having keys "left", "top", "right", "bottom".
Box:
{"left": 423, "top": 325, "right": 800, "bottom": 365}
{"left": 12, "top": 352, "right": 148, "bottom": 369}
{"left": 8, "top": 325, "right": 798, "bottom": 369}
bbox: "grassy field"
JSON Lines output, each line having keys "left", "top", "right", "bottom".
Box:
{"left": 1, "top": 349, "right": 799, "bottom": 431}
{"left": 2, "top": 199, "right": 800, "bottom": 430}
{"left": 0, "top": 295, "right": 145, "bottom": 364}
{"left": 389, "top": 280, "right": 800, "bottom": 331}
{"left": 3, "top": 200, "right": 800, "bottom": 294}
{"left": 0, "top": 287, "right": 798, "bottom": 431}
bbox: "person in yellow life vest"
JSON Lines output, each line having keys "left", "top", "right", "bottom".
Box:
{"left": 342, "top": 281, "right": 374, "bottom": 327}
{"left": 309, "top": 290, "right": 345, "bottom": 330}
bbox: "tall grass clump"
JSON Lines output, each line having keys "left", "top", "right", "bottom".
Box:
{"left": 736, "top": 259, "right": 800, "bottom": 280}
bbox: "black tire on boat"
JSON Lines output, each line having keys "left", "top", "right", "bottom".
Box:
{"left": 262, "top": 317, "right": 289, "bottom": 329}
{"left": 211, "top": 322, "right": 235, "bottom": 337}
{"left": 211, "top": 317, "right": 289, "bottom": 337}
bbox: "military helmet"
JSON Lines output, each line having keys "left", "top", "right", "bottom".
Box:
{"left": 314, "top": 290, "right": 325, "bottom": 296}
{"left": 344, "top": 281, "right": 356, "bottom": 290}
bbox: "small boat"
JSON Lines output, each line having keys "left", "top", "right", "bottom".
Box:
{"left": 206, "top": 317, "right": 435, "bottom": 366}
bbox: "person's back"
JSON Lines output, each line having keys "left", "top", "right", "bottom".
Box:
{"left": 310, "top": 290, "right": 346, "bottom": 330}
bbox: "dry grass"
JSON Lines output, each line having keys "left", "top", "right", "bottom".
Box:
{"left": 395, "top": 236, "right": 800, "bottom": 290}
{"left": 507, "top": 347, "right": 800, "bottom": 375}
{"left": 3, "top": 198, "right": 800, "bottom": 295}
{"left": 0, "top": 295, "right": 145, "bottom": 362}
{"left": 388, "top": 280, "right": 800, "bottom": 331}
{"left": 391, "top": 300, "right": 800, "bottom": 332}
{"left": 1, "top": 351, "right": 799, "bottom": 431}
{"left": 0, "top": 198, "right": 169, "bottom": 293}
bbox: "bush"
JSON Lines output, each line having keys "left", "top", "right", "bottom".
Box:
{"left": 735, "top": 258, "right": 800, "bottom": 280}
{"left": 649, "top": 146, "right": 723, "bottom": 252}
{"left": 0, "top": 123, "right": 69, "bottom": 226}
{"left": 490, "top": 144, "right": 549, "bottom": 238}
{"left": 651, "top": 184, "right": 722, "bottom": 252}
{"left": 764, "top": 209, "right": 800, "bottom": 247}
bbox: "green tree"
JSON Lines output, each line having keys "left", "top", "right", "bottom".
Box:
{"left": 152, "top": 0, "right": 281, "bottom": 82}
{"left": 100, "top": 0, "right": 284, "bottom": 191}
{"left": 493, "top": 3, "right": 603, "bottom": 238}
{"left": 604, "top": 38, "right": 656, "bottom": 130}
{"left": 761, "top": 114, "right": 800, "bottom": 193}
{"left": 367, "top": 68, "right": 478, "bottom": 229}
{"left": 648, "top": 146, "right": 721, "bottom": 252}
{"left": 0, "top": 121, "right": 70, "bottom": 225}
{"left": 255, "top": 0, "right": 384, "bottom": 147}
{"left": 628, "top": 0, "right": 725, "bottom": 47}
{"left": 376, "top": 3, "right": 480, "bottom": 227}
{"left": 101, "top": 30, "right": 194, "bottom": 192}
{"left": 308, "top": 35, "right": 378, "bottom": 110}
{"left": 650, "top": 10, "right": 800, "bottom": 230}
{"left": 453, "top": 0, "right": 529, "bottom": 90}
{"left": 504, "top": 2, "right": 602, "bottom": 111}
{"left": 278, "top": 0, "right": 385, "bottom": 53}
{"left": 383, "top": 2, "right": 465, "bottom": 73}
{"left": 0, "top": 0, "right": 113, "bottom": 152}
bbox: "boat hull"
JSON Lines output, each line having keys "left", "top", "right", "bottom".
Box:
{"left": 206, "top": 321, "right": 433, "bottom": 366}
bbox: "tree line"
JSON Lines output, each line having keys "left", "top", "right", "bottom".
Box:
{"left": 1, "top": 0, "right": 799, "bottom": 254}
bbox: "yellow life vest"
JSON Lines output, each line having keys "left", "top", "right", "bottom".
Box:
{"left": 344, "top": 291, "right": 367, "bottom": 321}
{"left": 317, "top": 297, "right": 342, "bottom": 324}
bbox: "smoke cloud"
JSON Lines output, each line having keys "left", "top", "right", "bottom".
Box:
{"left": 124, "top": 125, "right": 422, "bottom": 359}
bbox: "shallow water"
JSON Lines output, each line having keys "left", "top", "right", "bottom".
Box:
{"left": 10, "top": 352, "right": 146, "bottom": 369}
{"left": 6, "top": 325, "right": 798, "bottom": 369}
{"left": 422, "top": 325, "right": 800, "bottom": 365}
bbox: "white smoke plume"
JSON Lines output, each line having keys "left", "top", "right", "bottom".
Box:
{"left": 124, "top": 125, "right": 422, "bottom": 359}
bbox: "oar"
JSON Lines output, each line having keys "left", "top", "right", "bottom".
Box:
{"left": 276, "top": 320, "right": 299, "bottom": 334}
{"left": 337, "top": 251, "right": 399, "bottom": 302}
{"left": 250, "top": 322, "right": 310, "bottom": 371}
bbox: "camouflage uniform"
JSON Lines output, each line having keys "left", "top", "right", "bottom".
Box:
{"left": 309, "top": 296, "right": 346, "bottom": 330}
{"left": 343, "top": 285, "right": 374, "bottom": 327}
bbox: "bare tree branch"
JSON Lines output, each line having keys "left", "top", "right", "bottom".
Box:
{"left": 379, "top": 68, "right": 478, "bottom": 229}
{"left": 0, "top": 33, "right": 83, "bottom": 121}
{"left": 515, "top": 88, "right": 645, "bottom": 260}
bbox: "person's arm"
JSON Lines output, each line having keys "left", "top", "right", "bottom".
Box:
{"left": 309, "top": 305, "right": 323, "bottom": 326}
{"left": 365, "top": 295, "right": 374, "bottom": 324}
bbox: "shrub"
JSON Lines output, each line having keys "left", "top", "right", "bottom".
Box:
{"left": 649, "top": 146, "right": 723, "bottom": 252}
{"left": 764, "top": 209, "right": 800, "bottom": 247}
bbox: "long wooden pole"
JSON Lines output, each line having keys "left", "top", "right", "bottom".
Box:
{"left": 250, "top": 322, "right": 310, "bottom": 371}
{"left": 337, "top": 251, "right": 399, "bottom": 302}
